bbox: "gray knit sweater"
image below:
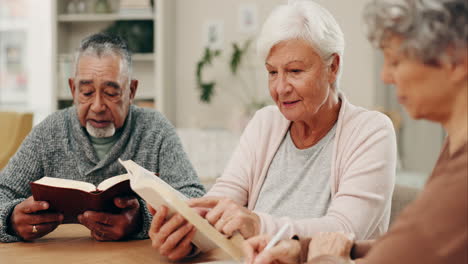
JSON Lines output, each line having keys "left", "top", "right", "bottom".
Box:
{"left": 0, "top": 105, "right": 206, "bottom": 242}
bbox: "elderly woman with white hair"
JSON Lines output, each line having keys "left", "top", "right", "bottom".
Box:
{"left": 148, "top": 1, "right": 396, "bottom": 260}
{"left": 243, "top": 0, "right": 467, "bottom": 263}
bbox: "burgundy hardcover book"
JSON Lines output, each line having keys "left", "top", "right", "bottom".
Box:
{"left": 30, "top": 174, "right": 135, "bottom": 223}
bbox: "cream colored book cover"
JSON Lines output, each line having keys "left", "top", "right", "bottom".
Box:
{"left": 118, "top": 159, "right": 244, "bottom": 262}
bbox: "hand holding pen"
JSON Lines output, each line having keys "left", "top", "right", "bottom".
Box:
{"left": 243, "top": 223, "right": 303, "bottom": 264}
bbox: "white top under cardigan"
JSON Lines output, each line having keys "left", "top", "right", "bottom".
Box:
{"left": 254, "top": 125, "right": 336, "bottom": 219}
{"left": 207, "top": 94, "right": 397, "bottom": 240}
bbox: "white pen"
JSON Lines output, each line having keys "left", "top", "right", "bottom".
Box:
{"left": 264, "top": 223, "right": 291, "bottom": 251}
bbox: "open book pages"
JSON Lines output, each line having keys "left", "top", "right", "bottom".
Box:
{"left": 31, "top": 174, "right": 134, "bottom": 224}
{"left": 33, "top": 174, "right": 129, "bottom": 193}
{"left": 95, "top": 174, "right": 130, "bottom": 191}
{"left": 118, "top": 159, "right": 244, "bottom": 262}
{"left": 34, "top": 174, "right": 128, "bottom": 192}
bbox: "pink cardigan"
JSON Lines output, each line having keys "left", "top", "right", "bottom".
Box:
{"left": 207, "top": 95, "right": 397, "bottom": 240}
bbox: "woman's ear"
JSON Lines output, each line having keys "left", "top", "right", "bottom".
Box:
{"left": 442, "top": 46, "right": 467, "bottom": 85}
{"left": 449, "top": 53, "right": 468, "bottom": 85}
{"left": 328, "top": 53, "right": 340, "bottom": 85}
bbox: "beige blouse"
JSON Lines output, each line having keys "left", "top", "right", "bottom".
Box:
{"left": 359, "top": 140, "right": 468, "bottom": 264}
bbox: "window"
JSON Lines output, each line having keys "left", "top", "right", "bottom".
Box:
{"left": 0, "top": 0, "right": 53, "bottom": 124}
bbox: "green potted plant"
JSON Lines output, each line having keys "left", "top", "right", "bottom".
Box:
{"left": 195, "top": 39, "right": 269, "bottom": 112}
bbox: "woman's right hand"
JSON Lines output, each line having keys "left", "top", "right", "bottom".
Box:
{"left": 243, "top": 234, "right": 302, "bottom": 264}
{"left": 148, "top": 205, "right": 197, "bottom": 261}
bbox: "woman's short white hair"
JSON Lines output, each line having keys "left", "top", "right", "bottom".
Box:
{"left": 256, "top": 0, "right": 345, "bottom": 89}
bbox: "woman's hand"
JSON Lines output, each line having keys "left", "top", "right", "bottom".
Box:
{"left": 148, "top": 205, "right": 198, "bottom": 261}
{"left": 243, "top": 234, "right": 302, "bottom": 264}
{"left": 187, "top": 196, "right": 260, "bottom": 238}
{"left": 307, "top": 232, "right": 355, "bottom": 260}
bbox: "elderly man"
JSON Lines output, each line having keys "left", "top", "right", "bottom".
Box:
{"left": 0, "top": 33, "right": 205, "bottom": 242}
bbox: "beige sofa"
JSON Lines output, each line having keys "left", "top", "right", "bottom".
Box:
{"left": 390, "top": 184, "right": 421, "bottom": 225}
{"left": 0, "top": 112, "right": 33, "bottom": 169}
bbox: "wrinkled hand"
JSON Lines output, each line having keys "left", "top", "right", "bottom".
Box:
{"left": 308, "top": 232, "right": 355, "bottom": 260}
{"left": 148, "top": 205, "right": 201, "bottom": 261}
{"left": 9, "top": 196, "right": 63, "bottom": 241}
{"left": 243, "top": 235, "right": 302, "bottom": 264}
{"left": 188, "top": 197, "right": 260, "bottom": 239}
{"left": 78, "top": 196, "right": 141, "bottom": 241}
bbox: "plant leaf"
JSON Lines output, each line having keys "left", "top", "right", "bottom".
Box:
{"left": 200, "top": 82, "right": 215, "bottom": 102}
{"left": 230, "top": 43, "right": 241, "bottom": 74}
{"left": 195, "top": 48, "right": 222, "bottom": 103}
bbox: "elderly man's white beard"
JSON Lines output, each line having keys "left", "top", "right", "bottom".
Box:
{"left": 86, "top": 121, "right": 116, "bottom": 138}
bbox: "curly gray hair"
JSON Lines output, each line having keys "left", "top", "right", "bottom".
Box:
{"left": 364, "top": 0, "right": 467, "bottom": 64}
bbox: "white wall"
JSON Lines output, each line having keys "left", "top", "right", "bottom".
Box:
{"left": 28, "top": 0, "right": 54, "bottom": 125}
{"left": 0, "top": 0, "right": 54, "bottom": 125}
{"left": 314, "top": 0, "right": 376, "bottom": 109}
{"left": 173, "top": 0, "right": 377, "bottom": 129}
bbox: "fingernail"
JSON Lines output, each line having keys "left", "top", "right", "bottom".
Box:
{"left": 42, "top": 202, "right": 48, "bottom": 209}
{"left": 84, "top": 211, "right": 90, "bottom": 217}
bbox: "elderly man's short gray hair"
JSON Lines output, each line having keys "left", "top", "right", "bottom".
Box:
{"left": 364, "top": 0, "right": 467, "bottom": 65}
{"left": 74, "top": 33, "right": 133, "bottom": 83}
{"left": 256, "top": 0, "right": 345, "bottom": 89}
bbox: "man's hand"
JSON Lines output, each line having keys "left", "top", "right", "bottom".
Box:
{"left": 78, "top": 196, "right": 141, "bottom": 241}
{"left": 243, "top": 235, "right": 302, "bottom": 264}
{"left": 9, "top": 196, "right": 63, "bottom": 241}
{"left": 188, "top": 196, "right": 260, "bottom": 239}
{"left": 148, "top": 205, "right": 199, "bottom": 261}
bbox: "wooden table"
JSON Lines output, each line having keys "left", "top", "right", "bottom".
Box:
{"left": 0, "top": 224, "right": 236, "bottom": 264}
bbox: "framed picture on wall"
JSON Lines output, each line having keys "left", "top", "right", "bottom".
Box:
{"left": 203, "top": 20, "right": 223, "bottom": 50}
{"left": 238, "top": 3, "right": 258, "bottom": 33}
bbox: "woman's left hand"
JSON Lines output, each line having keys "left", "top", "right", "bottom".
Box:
{"left": 307, "top": 232, "right": 355, "bottom": 260}
{"left": 187, "top": 196, "right": 260, "bottom": 238}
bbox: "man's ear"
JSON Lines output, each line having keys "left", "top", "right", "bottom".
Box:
{"left": 69, "top": 78, "right": 76, "bottom": 100}
{"left": 328, "top": 53, "right": 340, "bottom": 85}
{"left": 129, "top": 79, "right": 138, "bottom": 101}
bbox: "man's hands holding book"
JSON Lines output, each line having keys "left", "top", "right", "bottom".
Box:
{"left": 9, "top": 196, "right": 64, "bottom": 241}
{"left": 9, "top": 195, "right": 142, "bottom": 242}
{"left": 77, "top": 196, "right": 142, "bottom": 241}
